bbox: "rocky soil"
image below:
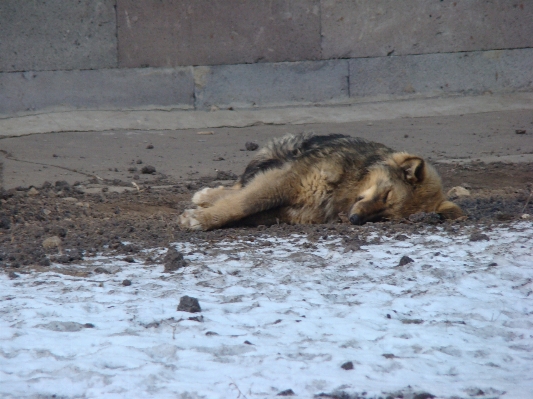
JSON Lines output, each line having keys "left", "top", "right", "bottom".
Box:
{"left": 1, "top": 162, "right": 531, "bottom": 277}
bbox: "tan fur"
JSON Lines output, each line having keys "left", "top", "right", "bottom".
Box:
{"left": 180, "top": 134, "right": 463, "bottom": 230}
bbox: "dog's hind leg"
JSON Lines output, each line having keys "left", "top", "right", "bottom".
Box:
{"left": 180, "top": 168, "right": 294, "bottom": 230}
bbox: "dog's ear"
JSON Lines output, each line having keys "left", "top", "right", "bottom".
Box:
{"left": 393, "top": 154, "right": 425, "bottom": 184}
{"left": 436, "top": 201, "right": 464, "bottom": 220}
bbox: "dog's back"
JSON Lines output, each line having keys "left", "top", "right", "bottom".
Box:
{"left": 240, "top": 133, "right": 393, "bottom": 186}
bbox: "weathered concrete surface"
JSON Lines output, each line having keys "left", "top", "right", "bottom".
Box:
{"left": 3, "top": 47, "right": 531, "bottom": 115}
{"left": 350, "top": 49, "right": 533, "bottom": 99}
{"left": 117, "top": 0, "right": 321, "bottom": 68}
{"left": 321, "top": 0, "right": 533, "bottom": 59}
{"left": 0, "top": 68, "right": 195, "bottom": 115}
{"left": 0, "top": 105, "right": 532, "bottom": 190}
{"left": 0, "top": 0, "right": 117, "bottom": 72}
{"left": 1, "top": 92, "right": 532, "bottom": 137}
{"left": 194, "top": 60, "right": 349, "bottom": 110}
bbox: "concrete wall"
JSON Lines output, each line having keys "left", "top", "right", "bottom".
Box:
{"left": 1, "top": 0, "right": 532, "bottom": 114}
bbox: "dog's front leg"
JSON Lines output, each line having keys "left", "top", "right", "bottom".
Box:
{"left": 180, "top": 168, "right": 294, "bottom": 230}
{"left": 192, "top": 183, "right": 242, "bottom": 208}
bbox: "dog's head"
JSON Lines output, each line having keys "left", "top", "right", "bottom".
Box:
{"left": 348, "top": 153, "right": 463, "bottom": 225}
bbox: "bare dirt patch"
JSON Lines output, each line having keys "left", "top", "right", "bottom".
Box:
{"left": 1, "top": 162, "right": 532, "bottom": 275}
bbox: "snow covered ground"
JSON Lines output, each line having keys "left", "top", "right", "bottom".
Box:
{"left": 1, "top": 222, "right": 533, "bottom": 399}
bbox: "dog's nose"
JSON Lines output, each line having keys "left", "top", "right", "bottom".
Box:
{"left": 349, "top": 214, "right": 363, "bottom": 225}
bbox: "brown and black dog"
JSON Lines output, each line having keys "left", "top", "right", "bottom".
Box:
{"left": 179, "top": 133, "right": 463, "bottom": 230}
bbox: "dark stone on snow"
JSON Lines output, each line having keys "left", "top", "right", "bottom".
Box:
{"left": 178, "top": 295, "right": 201, "bottom": 313}
{"left": 469, "top": 232, "right": 490, "bottom": 241}
{"left": 277, "top": 389, "right": 295, "bottom": 396}
{"left": 341, "top": 361, "right": 354, "bottom": 370}
{"left": 163, "top": 247, "right": 187, "bottom": 272}
{"left": 398, "top": 255, "right": 414, "bottom": 266}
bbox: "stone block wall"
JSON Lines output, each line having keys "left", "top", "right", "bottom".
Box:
{"left": 1, "top": 0, "right": 532, "bottom": 114}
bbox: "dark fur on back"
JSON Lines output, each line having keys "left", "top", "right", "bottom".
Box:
{"left": 240, "top": 133, "right": 393, "bottom": 186}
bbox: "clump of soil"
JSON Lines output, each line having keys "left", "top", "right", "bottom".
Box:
{"left": 0, "top": 163, "right": 532, "bottom": 274}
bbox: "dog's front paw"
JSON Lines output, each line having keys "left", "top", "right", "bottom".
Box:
{"left": 179, "top": 209, "right": 204, "bottom": 230}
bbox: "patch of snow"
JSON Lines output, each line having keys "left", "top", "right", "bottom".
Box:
{"left": 1, "top": 222, "right": 533, "bottom": 398}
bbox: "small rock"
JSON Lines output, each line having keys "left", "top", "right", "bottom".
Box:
{"left": 40, "top": 258, "right": 51, "bottom": 267}
{"left": 515, "top": 129, "right": 526, "bottom": 135}
{"left": 408, "top": 212, "right": 441, "bottom": 224}
{"left": 42, "top": 209, "right": 52, "bottom": 216}
{"left": 128, "top": 167, "right": 138, "bottom": 172}
{"left": 188, "top": 315, "right": 204, "bottom": 322}
{"left": 136, "top": 159, "right": 143, "bottom": 164}
{"left": 50, "top": 226, "right": 67, "bottom": 238}
{"left": 205, "top": 331, "right": 219, "bottom": 336}
{"left": 122, "top": 244, "right": 140, "bottom": 253}
{"left": 197, "top": 131, "right": 214, "bottom": 135}
{"left": 177, "top": 295, "right": 201, "bottom": 313}
{"left": 245, "top": 142, "right": 259, "bottom": 151}
{"left": 27, "top": 187, "right": 39, "bottom": 196}
{"left": 277, "top": 389, "right": 295, "bottom": 396}
{"left": 216, "top": 170, "right": 238, "bottom": 180}
{"left": 94, "top": 267, "right": 112, "bottom": 274}
{"left": 401, "top": 318, "right": 424, "bottom": 324}
{"left": 42, "top": 236, "right": 62, "bottom": 249}
{"left": 55, "top": 249, "right": 83, "bottom": 264}
{"left": 0, "top": 216, "right": 11, "bottom": 229}
{"left": 123, "top": 256, "right": 135, "bottom": 263}
{"left": 8, "top": 271, "right": 19, "bottom": 279}
{"left": 146, "top": 144, "right": 154, "bottom": 149}
{"left": 84, "top": 323, "right": 95, "bottom": 328}
{"left": 163, "top": 247, "right": 187, "bottom": 272}
{"left": 55, "top": 180, "right": 70, "bottom": 189}
{"left": 496, "top": 212, "right": 514, "bottom": 221}
{"left": 63, "top": 197, "right": 77, "bottom": 202}
{"left": 447, "top": 186, "right": 471, "bottom": 199}
{"left": 521, "top": 214, "right": 531, "bottom": 220}
{"left": 398, "top": 255, "right": 414, "bottom": 266}
{"left": 122, "top": 279, "right": 132, "bottom": 286}
{"left": 141, "top": 165, "right": 156, "bottom": 174}
{"left": 244, "top": 340, "right": 253, "bottom": 345}
{"left": 39, "top": 321, "right": 86, "bottom": 332}
{"left": 341, "top": 361, "right": 354, "bottom": 370}
{"left": 470, "top": 232, "right": 489, "bottom": 242}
